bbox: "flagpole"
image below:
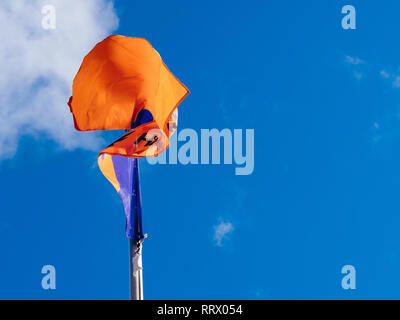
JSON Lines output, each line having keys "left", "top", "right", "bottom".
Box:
{"left": 129, "top": 238, "right": 144, "bottom": 300}
{"left": 125, "top": 129, "right": 144, "bottom": 301}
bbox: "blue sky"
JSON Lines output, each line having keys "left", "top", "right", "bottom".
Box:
{"left": 2, "top": 0, "right": 400, "bottom": 299}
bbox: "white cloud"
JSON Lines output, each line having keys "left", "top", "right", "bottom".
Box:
{"left": 345, "top": 55, "right": 364, "bottom": 65}
{"left": 213, "top": 220, "right": 234, "bottom": 247}
{"left": 344, "top": 55, "right": 365, "bottom": 80}
{"left": 379, "top": 70, "right": 400, "bottom": 88}
{"left": 0, "top": 0, "right": 119, "bottom": 159}
{"left": 378, "top": 69, "right": 400, "bottom": 88}
{"left": 393, "top": 76, "right": 400, "bottom": 88}
{"left": 380, "top": 70, "right": 390, "bottom": 79}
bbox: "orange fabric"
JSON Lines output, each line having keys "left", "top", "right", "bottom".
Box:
{"left": 97, "top": 154, "right": 120, "bottom": 192}
{"left": 68, "top": 35, "right": 189, "bottom": 158}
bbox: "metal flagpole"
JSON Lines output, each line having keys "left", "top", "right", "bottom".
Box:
{"left": 129, "top": 238, "right": 144, "bottom": 300}
{"left": 127, "top": 151, "right": 146, "bottom": 300}
{"left": 124, "top": 128, "right": 144, "bottom": 300}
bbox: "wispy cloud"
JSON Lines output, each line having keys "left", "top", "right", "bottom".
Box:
{"left": 377, "top": 69, "right": 400, "bottom": 88}
{"left": 213, "top": 220, "right": 234, "bottom": 247}
{"left": 343, "top": 55, "right": 400, "bottom": 147}
{"left": 345, "top": 55, "right": 364, "bottom": 65}
{"left": 0, "top": 0, "right": 119, "bottom": 159}
{"left": 370, "top": 121, "right": 383, "bottom": 144}
{"left": 380, "top": 70, "right": 390, "bottom": 79}
{"left": 344, "top": 55, "right": 365, "bottom": 80}
{"left": 345, "top": 55, "right": 400, "bottom": 88}
{"left": 393, "top": 76, "right": 400, "bottom": 88}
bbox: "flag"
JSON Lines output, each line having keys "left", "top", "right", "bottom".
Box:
{"left": 68, "top": 35, "right": 189, "bottom": 239}
{"left": 98, "top": 155, "right": 143, "bottom": 239}
{"left": 68, "top": 35, "right": 189, "bottom": 158}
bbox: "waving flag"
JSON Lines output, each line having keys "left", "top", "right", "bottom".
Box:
{"left": 68, "top": 35, "right": 189, "bottom": 239}
{"left": 99, "top": 155, "right": 143, "bottom": 239}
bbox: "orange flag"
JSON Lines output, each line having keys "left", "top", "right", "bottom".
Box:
{"left": 68, "top": 35, "right": 189, "bottom": 158}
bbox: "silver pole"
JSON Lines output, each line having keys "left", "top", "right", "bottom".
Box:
{"left": 129, "top": 238, "right": 144, "bottom": 300}
{"left": 125, "top": 129, "right": 144, "bottom": 300}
